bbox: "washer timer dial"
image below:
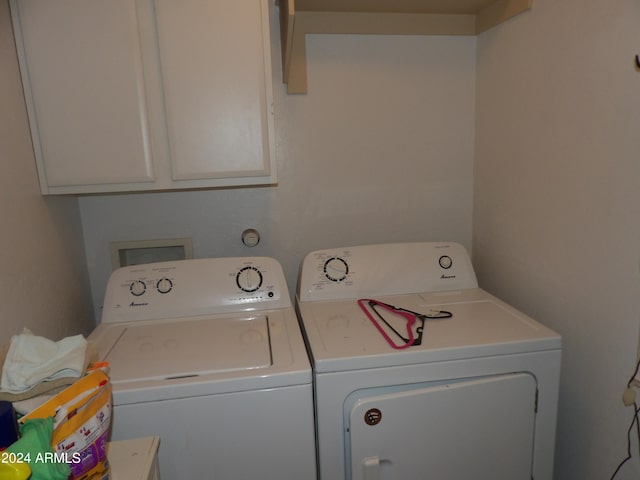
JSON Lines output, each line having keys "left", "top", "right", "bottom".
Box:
{"left": 236, "top": 266, "right": 263, "bottom": 292}
{"left": 324, "top": 257, "right": 349, "bottom": 282}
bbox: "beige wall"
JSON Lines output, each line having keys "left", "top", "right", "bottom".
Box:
{"left": 474, "top": 0, "right": 640, "bottom": 478}
{"left": 0, "top": 0, "right": 93, "bottom": 343}
{"left": 13, "top": 0, "right": 639, "bottom": 476}
{"left": 79, "top": 2, "right": 477, "bottom": 315}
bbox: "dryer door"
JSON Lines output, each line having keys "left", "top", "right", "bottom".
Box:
{"left": 347, "top": 373, "right": 536, "bottom": 480}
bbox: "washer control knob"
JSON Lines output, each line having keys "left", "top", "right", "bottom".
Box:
{"left": 129, "top": 280, "right": 147, "bottom": 297}
{"left": 156, "top": 277, "right": 173, "bottom": 294}
{"left": 236, "top": 266, "right": 263, "bottom": 292}
{"left": 438, "top": 255, "right": 453, "bottom": 269}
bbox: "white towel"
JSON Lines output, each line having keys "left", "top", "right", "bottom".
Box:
{"left": 0, "top": 332, "right": 87, "bottom": 393}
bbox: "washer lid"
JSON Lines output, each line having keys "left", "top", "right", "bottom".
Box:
{"left": 103, "top": 315, "right": 271, "bottom": 383}
{"left": 296, "top": 288, "right": 561, "bottom": 373}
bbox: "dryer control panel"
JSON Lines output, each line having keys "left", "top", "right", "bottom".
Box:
{"left": 102, "top": 257, "right": 290, "bottom": 323}
{"left": 297, "top": 242, "right": 478, "bottom": 302}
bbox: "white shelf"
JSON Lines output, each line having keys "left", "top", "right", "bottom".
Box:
{"left": 278, "top": 0, "right": 532, "bottom": 93}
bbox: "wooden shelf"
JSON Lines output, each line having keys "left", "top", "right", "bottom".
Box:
{"left": 278, "top": 0, "right": 532, "bottom": 94}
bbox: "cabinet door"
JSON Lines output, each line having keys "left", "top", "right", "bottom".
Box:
{"left": 153, "top": 0, "right": 274, "bottom": 181}
{"left": 11, "top": 0, "right": 155, "bottom": 192}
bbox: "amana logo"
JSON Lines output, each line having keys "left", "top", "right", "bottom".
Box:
{"left": 129, "top": 301, "right": 149, "bottom": 307}
{"left": 440, "top": 274, "right": 456, "bottom": 279}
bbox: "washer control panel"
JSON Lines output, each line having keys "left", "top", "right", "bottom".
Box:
{"left": 297, "top": 242, "right": 478, "bottom": 302}
{"left": 102, "top": 257, "right": 288, "bottom": 323}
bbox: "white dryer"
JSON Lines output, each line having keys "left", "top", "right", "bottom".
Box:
{"left": 296, "top": 242, "right": 561, "bottom": 480}
{"left": 89, "top": 257, "right": 316, "bottom": 479}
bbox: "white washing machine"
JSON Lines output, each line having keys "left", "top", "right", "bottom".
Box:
{"left": 296, "top": 242, "right": 561, "bottom": 480}
{"left": 89, "top": 257, "right": 317, "bottom": 479}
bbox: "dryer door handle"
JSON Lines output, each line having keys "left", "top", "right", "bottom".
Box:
{"left": 362, "top": 456, "right": 380, "bottom": 480}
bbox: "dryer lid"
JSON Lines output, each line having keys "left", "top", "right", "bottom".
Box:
{"left": 102, "top": 315, "right": 271, "bottom": 383}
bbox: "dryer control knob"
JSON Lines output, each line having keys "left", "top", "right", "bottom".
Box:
{"left": 324, "top": 257, "right": 349, "bottom": 282}
{"left": 438, "top": 255, "right": 453, "bottom": 269}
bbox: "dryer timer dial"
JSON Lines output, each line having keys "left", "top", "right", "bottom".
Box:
{"left": 324, "top": 257, "right": 349, "bottom": 282}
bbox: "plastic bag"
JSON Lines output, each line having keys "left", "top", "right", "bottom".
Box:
{"left": 6, "top": 417, "right": 68, "bottom": 480}
{"left": 20, "top": 370, "right": 112, "bottom": 480}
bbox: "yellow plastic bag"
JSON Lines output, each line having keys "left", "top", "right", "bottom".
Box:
{"left": 21, "top": 370, "right": 112, "bottom": 480}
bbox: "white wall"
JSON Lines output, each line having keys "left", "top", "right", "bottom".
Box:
{"left": 474, "top": 0, "right": 640, "bottom": 478}
{"left": 0, "top": 0, "right": 93, "bottom": 343}
{"left": 80, "top": 4, "right": 477, "bottom": 319}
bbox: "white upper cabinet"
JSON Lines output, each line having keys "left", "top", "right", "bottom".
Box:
{"left": 155, "top": 0, "right": 273, "bottom": 181}
{"left": 10, "top": 0, "right": 276, "bottom": 194}
{"left": 11, "top": 0, "right": 156, "bottom": 189}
